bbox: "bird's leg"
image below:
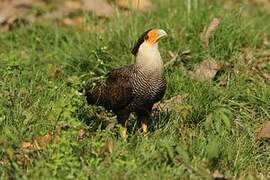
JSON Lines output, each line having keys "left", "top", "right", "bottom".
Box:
{"left": 136, "top": 106, "right": 152, "bottom": 137}
{"left": 137, "top": 115, "right": 150, "bottom": 137}
{"left": 119, "top": 125, "right": 127, "bottom": 139}
{"left": 116, "top": 112, "right": 130, "bottom": 140}
{"left": 141, "top": 117, "right": 148, "bottom": 137}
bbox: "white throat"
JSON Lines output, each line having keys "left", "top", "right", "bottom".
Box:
{"left": 135, "top": 42, "right": 163, "bottom": 73}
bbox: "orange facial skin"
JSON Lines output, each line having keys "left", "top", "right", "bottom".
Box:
{"left": 146, "top": 29, "right": 159, "bottom": 44}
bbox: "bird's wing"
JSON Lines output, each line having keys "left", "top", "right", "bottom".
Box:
{"left": 104, "top": 65, "right": 134, "bottom": 110}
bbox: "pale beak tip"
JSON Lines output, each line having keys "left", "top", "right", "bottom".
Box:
{"left": 157, "top": 29, "right": 168, "bottom": 39}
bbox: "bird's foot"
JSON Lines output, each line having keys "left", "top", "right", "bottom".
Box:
{"left": 141, "top": 121, "right": 148, "bottom": 138}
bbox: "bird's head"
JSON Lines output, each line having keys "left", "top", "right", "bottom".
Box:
{"left": 132, "top": 29, "right": 168, "bottom": 56}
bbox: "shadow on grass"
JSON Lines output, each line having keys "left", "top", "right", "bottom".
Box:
{"left": 76, "top": 103, "right": 171, "bottom": 135}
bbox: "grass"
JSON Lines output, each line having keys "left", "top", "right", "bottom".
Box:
{"left": 1, "top": 0, "right": 270, "bottom": 179}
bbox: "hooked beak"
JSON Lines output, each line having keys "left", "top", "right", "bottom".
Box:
{"left": 156, "top": 29, "right": 168, "bottom": 41}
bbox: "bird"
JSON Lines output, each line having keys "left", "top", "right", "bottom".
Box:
{"left": 84, "top": 28, "right": 168, "bottom": 138}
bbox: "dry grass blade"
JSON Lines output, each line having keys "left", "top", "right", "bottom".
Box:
{"left": 105, "top": 137, "right": 114, "bottom": 154}
{"left": 257, "top": 121, "right": 270, "bottom": 140}
{"left": 190, "top": 59, "right": 224, "bottom": 81}
{"left": 201, "top": 18, "right": 220, "bottom": 49}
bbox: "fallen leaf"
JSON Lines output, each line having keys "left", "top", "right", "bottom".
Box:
{"left": 20, "top": 142, "right": 32, "bottom": 150}
{"left": 20, "top": 132, "right": 53, "bottom": 152}
{"left": 115, "top": 0, "right": 153, "bottom": 11}
{"left": 257, "top": 121, "right": 270, "bottom": 140}
{"left": 201, "top": 18, "right": 220, "bottom": 49}
{"left": 213, "top": 170, "right": 226, "bottom": 180}
{"left": 82, "top": 0, "right": 116, "bottom": 17}
{"left": 191, "top": 59, "right": 224, "bottom": 81}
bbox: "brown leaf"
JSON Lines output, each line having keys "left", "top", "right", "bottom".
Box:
{"left": 20, "top": 133, "right": 53, "bottom": 152}
{"left": 82, "top": 0, "right": 116, "bottom": 17}
{"left": 191, "top": 59, "right": 224, "bottom": 81}
{"left": 213, "top": 170, "right": 226, "bottom": 180}
{"left": 115, "top": 0, "right": 153, "bottom": 11}
{"left": 201, "top": 18, "right": 220, "bottom": 49}
{"left": 257, "top": 121, "right": 270, "bottom": 140}
{"left": 21, "top": 142, "right": 32, "bottom": 150}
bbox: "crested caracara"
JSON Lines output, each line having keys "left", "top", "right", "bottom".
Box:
{"left": 85, "top": 29, "right": 168, "bottom": 138}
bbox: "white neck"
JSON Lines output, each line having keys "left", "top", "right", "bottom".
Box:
{"left": 135, "top": 42, "right": 164, "bottom": 73}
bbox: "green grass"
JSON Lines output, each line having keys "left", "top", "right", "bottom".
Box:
{"left": 1, "top": 0, "right": 270, "bottom": 179}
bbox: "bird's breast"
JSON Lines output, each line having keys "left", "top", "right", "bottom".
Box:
{"left": 131, "top": 70, "right": 166, "bottom": 104}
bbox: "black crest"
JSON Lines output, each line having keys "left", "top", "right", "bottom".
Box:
{"left": 131, "top": 29, "right": 153, "bottom": 56}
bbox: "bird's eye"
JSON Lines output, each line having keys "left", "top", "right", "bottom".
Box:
{"left": 144, "top": 35, "right": 149, "bottom": 40}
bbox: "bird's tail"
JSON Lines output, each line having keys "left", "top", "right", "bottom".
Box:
{"left": 84, "top": 80, "right": 107, "bottom": 107}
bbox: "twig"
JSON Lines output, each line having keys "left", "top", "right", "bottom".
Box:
{"left": 164, "top": 50, "right": 191, "bottom": 68}
{"left": 164, "top": 51, "right": 180, "bottom": 68}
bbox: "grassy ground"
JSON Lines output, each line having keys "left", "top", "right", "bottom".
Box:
{"left": 1, "top": 0, "right": 270, "bottom": 179}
